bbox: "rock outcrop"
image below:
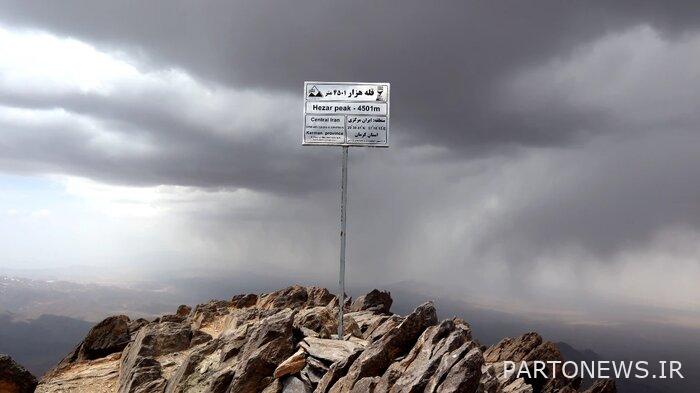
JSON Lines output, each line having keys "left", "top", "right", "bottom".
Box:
{"left": 0, "top": 354, "right": 38, "bottom": 393}
{"left": 35, "top": 285, "right": 616, "bottom": 393}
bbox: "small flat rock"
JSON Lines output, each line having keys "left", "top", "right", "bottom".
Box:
{"left": 300, "top": 337, "right": 365, "bottom": 364}
{"left": 274, "top": 349, "right": 307, "bottom": 378}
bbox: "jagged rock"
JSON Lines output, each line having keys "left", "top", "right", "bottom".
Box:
{"left": 191, "top": 299, "right": 232, "bottom": 330}
{"left": 275, "top": 349, "right": 307, "bottom": 378}
{"left": 37, "top": 286, "right": 609, "bottom": 393}
{"left": 282, "top": 376, "right": 312, "bottom": 392}
{"left": 351, "top": 376, "right": 380, "bottom": 392}
{"left": 295, "top": 307, "right": 362, "bottom": 339}
{"left": 118, "top": 355, "right": 166, "bottom": 393}
{"left": 163, "top": 339, "right": 219, "bottom": 393}
{"left": 377, "top": 318, "right": 476, "bottom": 392}
{"left": 342, "top": 316, "right": 363, "bottom": 339}
{"left": 350, "top": 289, "right": 393, "bottom": 314}
{"left": 300, "top": 337, "right": 366, "bottom": 364}
{"left": 231, "top": 293, "right": 258, "bottom": 308}
{"left": 128, "top": 318, "right": 150, "bottom": 336}
{"left": 263, "top": 378, "right": 283, "bottom": 393}
{"left": 300, "top": 356, "right": 327, "bottom": 386}
{"left": 295, "top": 307, "right": 336, "bottom": 333}
{"left": 346, "top": 311, "right": 387, "bottom": 334}
{"left": 0, "top": 354, "right": 37, "bottom": 393}
{"left": 258, "top": 285, "right": 310, "bottom": 310}
{"left": 314, "top": 349, "right": 363, "bottom": 393}
{"left": 158, "top": 314, "right": 187, "bottom": 323}
{"left": 481, "top": 332, "right": 574, "bottom": 392}
{"left": 428, "top": 347, "right": 482, "bottom": 393}
{"left": 365, "top": 315, "right": 403, "bottom": 342}
{"left": 226, "top": 308, "right": 297, "bottom": 393}
{"left": 307, "top": 287, "right": 336, "bottom": 307}
{"left": 583, "top": 379, "right": 616, "bottom": 393}
{"left": 81, "top": 315, "right": 132, "bottom": 360}
{"left": 541, "top": 377, "right": 580, "bottom": 393}
{"left": 147, "top": 322, "right": 193, "bottom": 356}
{"left": 484, "top": 332, "right": 542, "bottom": 363}
{"left": 329, "top": 302, "right": 438, "bottom": 392}
{"left": 176, "top": 304, "right": 191, "bottom": 317}
{"left": 502, "top": 378, "right": 533, "bottom": 393}
{"left": 300, "top": 326, "right": 322, "bottom": 338}
{"left": 118, "top": 322, "right": 192, "bottom": 392}
{"left": 190, "top": 330, "right": 213, "bottom": 346}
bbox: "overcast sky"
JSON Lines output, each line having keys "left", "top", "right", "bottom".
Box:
{"left": 0, "top": 1, "right": 699, "bottom": 325}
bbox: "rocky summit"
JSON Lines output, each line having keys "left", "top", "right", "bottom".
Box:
{"left": 27, "top": 285, "right": 616, "bottom": 393}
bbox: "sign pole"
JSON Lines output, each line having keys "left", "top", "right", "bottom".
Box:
{"left": 338, "top": 145, "right": 348, "bottom": 340}
{"left": 303, "top": 81, "right": 389, "bottom": 340}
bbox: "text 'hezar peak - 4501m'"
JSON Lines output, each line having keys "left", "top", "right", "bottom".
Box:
{"left": 303, "top": 82, "right": 390, "bottom": 147}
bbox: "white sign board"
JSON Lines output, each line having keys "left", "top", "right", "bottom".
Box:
{"left": 303, "top": 82, "right": 390, "bottom": 147}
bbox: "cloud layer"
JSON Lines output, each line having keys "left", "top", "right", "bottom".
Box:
{"left": 0, "top": 2, "right": 699, "bottom": 322}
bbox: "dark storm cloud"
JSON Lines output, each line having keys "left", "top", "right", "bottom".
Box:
{"left": 2, "top": 0, "right": 700, "bottom": 152}
{"left": 0, "top": 90, "right": 334, "bottom": 195}
{"left": 1, "top": 0, "right": 700, "bottom": 286}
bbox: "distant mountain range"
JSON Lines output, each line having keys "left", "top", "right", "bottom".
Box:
{"left": 0, "top": 311, "right": 92, "bottom": 376}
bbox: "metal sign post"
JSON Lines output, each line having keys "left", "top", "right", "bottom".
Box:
{"left": 302, "top": 81, "right": 390, "bottom": 340}
{"left": 338, "top": 146, "right": 348, "bottom": 339}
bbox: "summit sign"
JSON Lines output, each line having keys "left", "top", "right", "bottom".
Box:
{"left": 303, "top": 82, "right": 390, "bottom": 147}
{"left": 301, "top": 81, "right": 391, "bottom": 339}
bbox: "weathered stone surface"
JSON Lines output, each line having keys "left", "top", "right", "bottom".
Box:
{"left": 231, "top": 293, "right": 258, "bottom": 308}
{"left": 163, "top": 338, "right": 219, "bottom": 393}
{"left": 118, "top": 355, "right": 166, "bottom": 393}
{"left": 190, "top": 330, "right": 213, "bottom": 346}
{"left": 118, "top": 322, "right": 192, "bottom": 393}
{"left": 351, "top": 376, "right": 379, "bottom": 393}
{"left": 128, "top": 318, "right": 149, "bottom": 337}
{"left": 300, "top": 356, "right": 327, "bottom": 387}
{"left": 378, "top": 319, "right": 475, "bottom": 393}
{"left": 258, "top": 285, "right": 310, "bottom": 310}
{"left": 502, "top": 378, "right": 533, "bottom": 393}
{"left": 583, "top": 379, "right": 617, "bottom": 393}
{"left": 176, "top": 304, "right": 191, "bottom": 317}
{"left": 350, "top": 289, "right": 393, "bottom": 314}
{"left": 314, "top": 349, "right": 363, "bottom": 393}
{"left": 307, "top": 287, "right": 336, "bottom": 308}
{"left": 329, "top": 302, "right": 438, "bottom": 392}
{"left": 295, "top": 307, "right": 362, "bottom": 339}
{"left": 300, "top": 337, "right": 366, "bottom": 364}
{"left": 148, "top": 322, "right": 193, "bottom": 356}
{"left": 346, "top": 311, "right": 387, "bottom": 335}
{"left": 295, "top": 307, "right": 336, "bottom": 333}
{"left": 484, "top": 332, "right": 542, "bottom": 363}
{"left": 0, "top": 354, "right": 37, "bottom": 393}
{"left": 429, "top": 347, "right": 482, "bottom": 393}
{"left": 282, "top": 376, "right": 312, "bottom": 393}
{"left": 262, "top": 378, "right": 283, "bottom": 393}
{"left": 227, "top": 308, "right": 297, "bottom": 393}
{"left": 37, "top": 286, "right": 601, "bottom": 393}
{"left": 158, "top": 314, "right": 186, "bottom": 323}
{"left": 82, "top": 315, "right": 132, "bottom": 360}
{"left": 275, "top": 349, "right": 307, "bottom": 378}
{"left": 365, "top": 315, "right": 403, "bottom": 343}
{"left": 190, "top": 299, "right": 232, "bottom": 330}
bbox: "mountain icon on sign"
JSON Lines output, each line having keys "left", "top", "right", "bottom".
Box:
{"left": 308, "top": 86, "right": 323, "bottom": 97}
